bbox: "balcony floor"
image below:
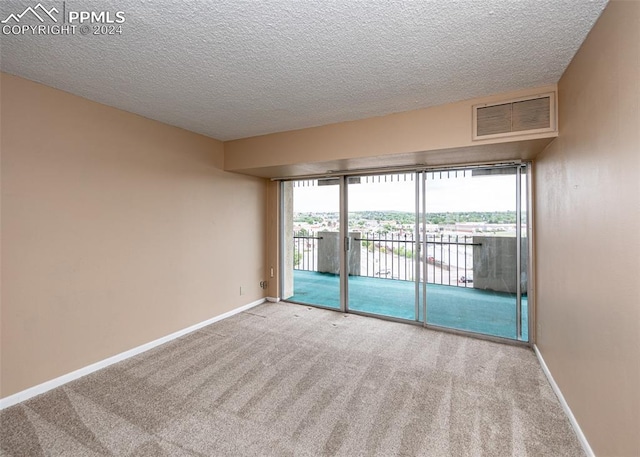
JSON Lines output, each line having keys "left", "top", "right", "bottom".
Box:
{"left": 289, "top": 270, "right": 528, "bottom": 341}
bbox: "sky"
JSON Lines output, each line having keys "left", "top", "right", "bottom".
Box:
{"left": 293, "top": 173, "right": 522, "bottom": 213}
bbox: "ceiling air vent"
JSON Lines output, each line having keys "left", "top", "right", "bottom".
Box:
{"left": 473, "top": 93, "right": 556, "bottom": 140}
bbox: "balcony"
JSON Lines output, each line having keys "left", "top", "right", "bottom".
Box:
{"left": 289, "top": 231, "right": 528, "bottom": 341}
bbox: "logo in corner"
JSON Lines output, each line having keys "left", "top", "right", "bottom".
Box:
{"left": 1, "top": 3, "right": 59, "bottom": 23}
{"left": 2, "top": 3, "right": 126, "bottom": 36}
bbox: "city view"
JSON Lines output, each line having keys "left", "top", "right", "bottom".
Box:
{"left": 293, "top": 210, "right": 524, "bottom": 285}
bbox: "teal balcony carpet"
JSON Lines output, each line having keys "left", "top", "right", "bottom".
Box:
{"left": 289, "top": 270, "right": 528, "bottom": 341}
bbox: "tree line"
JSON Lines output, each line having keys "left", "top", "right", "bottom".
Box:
{"left": 295, "top": 211, "right": 519, "bottom": 225}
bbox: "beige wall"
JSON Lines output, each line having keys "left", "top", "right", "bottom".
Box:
{"left": 534, "top": 2, "right": 640, "bottom": 456}
{"left": 225, "top": 85, "right": 557, "bottom": 177}
{"left": 0, "top": 73, "right": 267, "bottom": 397}
{"left": 265, "top": 181, "right": 280, "bottom": 299}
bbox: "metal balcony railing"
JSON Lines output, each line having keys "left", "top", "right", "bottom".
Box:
{"left": 293, "top": 231, "right": 478, "bottom": 287}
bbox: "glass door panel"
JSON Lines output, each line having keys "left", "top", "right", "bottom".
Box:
{"left": 423, "top": 167, "right": 523, "bottom": 339}
{"left": 282, "top": 179, "right": 341, "bottom": 310}
{"left": 519, "top": 166, "right": 530, "bottom": 341}
{"left": 346, "top": 173, "right": 418, "bottom": 320}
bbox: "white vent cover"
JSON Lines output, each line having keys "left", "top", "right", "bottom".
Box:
{"left": 473, "top": 93, "right": 556, "bottom": 140}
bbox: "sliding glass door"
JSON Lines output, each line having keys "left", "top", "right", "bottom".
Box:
{"left": 346, "top": 173, "right": 418, "bottom": 320}
{"left": 282, "top": 178, "right": 342, "bottom": 310}
{"left": 421, "top": 167, "right": 527, "bottom": 340}
{"left": 281, "top": 164, "right": 530, "bottom": 341}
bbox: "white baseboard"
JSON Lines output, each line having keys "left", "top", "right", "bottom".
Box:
{"left": 534, "top": 345, "right": 595, "bottom": 457}
{"left": 266, "top": 296, "right": 280, "bottom": 302}
{"left": 0, "top": 298, "right": 266, "bottom": 410}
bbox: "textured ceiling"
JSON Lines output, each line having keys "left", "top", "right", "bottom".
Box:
{"left": 1, "top": 0, "right": 607, "bottom": 140}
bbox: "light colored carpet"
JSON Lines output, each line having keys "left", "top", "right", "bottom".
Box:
{"left": 1, "top": 302, "right": 584, "bottom": 456}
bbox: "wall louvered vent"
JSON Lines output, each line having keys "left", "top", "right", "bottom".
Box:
{"left": 473, "top": 94, "right": 555, "bottom": 140}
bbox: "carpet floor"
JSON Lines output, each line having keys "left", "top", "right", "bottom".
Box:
{"left": 1, "top": 302, "right": 583, "bottom": 456}
{"left": 290, "top": 270, "right": 529, "bottom": 341}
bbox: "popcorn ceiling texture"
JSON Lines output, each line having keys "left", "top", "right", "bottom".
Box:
{"left": 0, "top": 0, "right": 607, "bottom": 140}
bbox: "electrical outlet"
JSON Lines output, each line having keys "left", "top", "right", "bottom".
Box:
{"left": 240, "top": 286, "right": 244, "bottom": 296}
{"left": 270, "top": 267, "right": 274, "bottom": 278}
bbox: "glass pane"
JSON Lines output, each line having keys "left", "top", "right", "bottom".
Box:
{"left": 282, "top": 179, "right": 341, "bottom": 310}
{"left": 520, "top": 167, "right": 529, "bottom": 341}
{"left": 424, "top": 168, "right": 520, "bottom": 339}
{"left": 346, "top": 173, "right": 417, "bottom": 320}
